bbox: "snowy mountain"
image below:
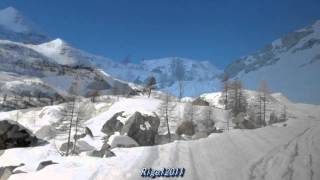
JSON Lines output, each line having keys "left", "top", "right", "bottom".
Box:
{"left": 95, "top": 57, "right": 222, "bottom": 97}
{"left": 0, "top": 6, "right": 222, "bottom": 98}
{"left": 225, "top": 20, "right": 320, "bottom": 104}
{"left": 0, "top": 7, "right": 50, "bottom": 44}
{"left": 18, "top": 39, "right": 223, "bottom": 97}
{"left": 0, "top": 39, "right": 133, "bottom": 111}
{"left": 1, "top": 6, "right": 319, "bottom": 105}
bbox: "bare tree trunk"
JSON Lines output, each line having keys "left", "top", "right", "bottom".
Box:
{"left": 190, "top": 103, "right": 194, "bottom": 122}
{"left": 165, "top": 104, "right": 171, "bottom": 142}
{"left": 73, "top": 114, "right": 79, "bottom": 154}
{"left": 225, "top": 86, "right": 228, "bottom": 110}
{"left": 148, "top": 88, "right": 151, "bottom": 98}
{"left": 66, "top": 98, "right": 75, "bottom": 156}
{"left": 259, "top": 95, "right": 262, "bottom": 126}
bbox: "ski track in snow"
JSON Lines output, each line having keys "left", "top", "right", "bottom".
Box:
{"left": 111, "top": 119, "right": 320, "bottom": 180}
{"left": 247, "top": 125, "right": 319, "bottom": 180}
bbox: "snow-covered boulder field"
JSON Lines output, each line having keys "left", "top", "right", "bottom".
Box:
{"left": 0, "top": 91, "right": 319, "bottom": 180}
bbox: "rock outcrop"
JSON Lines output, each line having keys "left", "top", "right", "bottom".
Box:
{"left": 121, "top": 112, "right": 160, "bottom": 146}
{"left": 101, "top": 111, "right": 125, "bottom": 135}
{"left": 0, "top": 120, "right": 39, "bottom": 150}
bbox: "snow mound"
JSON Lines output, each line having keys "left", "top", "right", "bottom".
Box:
{"left": 107, "top": 133, "right": 138, "bottom": 148}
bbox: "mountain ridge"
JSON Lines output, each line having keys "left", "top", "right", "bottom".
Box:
{"left": 0, "top": 7, "right": 319, "bottom": 103}
{"left": 0, "top": 7, "right": 50, "bottom": 44}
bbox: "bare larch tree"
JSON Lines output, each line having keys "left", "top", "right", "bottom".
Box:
{"left": 161, "top": 93, "right": 175, "bottom": 142}
{"left": 258, "top": 80, "right": 269, "bottom": 127}
{"left": 221, "top": 74, "right": 230, "bottom": 110}
{"left": 145, "top": 76, "right": 157, "bottom": 98}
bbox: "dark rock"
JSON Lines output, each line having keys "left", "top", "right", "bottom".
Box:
{"left": 85, "top": 127, "right": 94, "bottom": 138}
{"left": 87, "top": 143, "right": 115, "bottom": 158}
{"left": 121, "top": 112, "right": 160, "bottom": 146}
{"left": 0, "top": 167, "right": 14, "bottom": 180}
{"left": 101, "top": 112, "right": 125, "bottom": 135}
{"left": 105, "top": 149, "right": 116, "bottom": 157}
{"left": 88, "top": 150, "right": 104, "bottom": 158}
{"left": 12, "top": 170, "right": 26, "bottom": 174}
{"left": 196, "top": 119, "right": 216, "bottom": 134}
{"left": 240, "top": 120, "right": 256, "bottom": 129}
{"left": 192, "top": 98, "right": 210, "bottom": 106}
{"left": 176, "top": 121, "right": 196, "bottom": 136}
{"left": 0, "top": 164, "right": 24, "bottom": 180}
{"left": 88, "top": 149, "right": 116, "bottom": 158}
{"left": 0, "top": 120, "right": 38, "bottom": 150}
{"left": 73, "top": 127, "right": 93, "bottom": 141}
{"left": 36, "top": 160, "right": 58, "bottom": 171}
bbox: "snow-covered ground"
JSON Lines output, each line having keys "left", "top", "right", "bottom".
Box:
{"left": 0, "top": 92, "right": 319, "bottom": 180}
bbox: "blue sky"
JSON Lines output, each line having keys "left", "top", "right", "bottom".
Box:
{"left": 1, "top": 0, "right": 320, "bottom": 68}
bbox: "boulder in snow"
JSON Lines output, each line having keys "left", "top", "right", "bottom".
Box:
{"left": 0, "top": 163, "right": 24, "bottom": 180}
{"left": 101, "top": 111, "right": 125, "bottom": 135}
{"left": 192, "top": 98, "right": 210, "bottom": 106}
{"left": 87, "top": 143, "right": 116, "bottom": 158}
{"left": 74, "top": 127, "right": 94, "bottom": 141}
{"left": 36, "top": 160, "right": 58, "bottom": 171}
{"left": 0, "top": 120, "right": 39, "bottom": 150}
{"left": 121, "top": 112, "right": 160, "bottom": 146}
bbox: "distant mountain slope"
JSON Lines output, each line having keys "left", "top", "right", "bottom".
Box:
{"left": 24, "top": 38, "right": 223, "bottom": 96}
{"left": 0, "top": 7, "right": 222, "bottom": 98}
{"left": 225, "top": 20, "right": 320, "bottom": 104}
{"left": 0, "top": 7, "right": 50, "bottom": 44}
{"left": 0, "top": 39, "right": 133, "bottom": 111}
{"left": 96, "top": 57, "right": 222, "bottom": 97}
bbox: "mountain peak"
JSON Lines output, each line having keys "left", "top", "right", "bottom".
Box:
{"left": 0, "top": 7, "right": 51, "bottom": 44}
{"left": 44, "top": 38, "right": 66, "bottom": 48}
{"left": 0, "top": 6, "right": 29, "bottom": 33}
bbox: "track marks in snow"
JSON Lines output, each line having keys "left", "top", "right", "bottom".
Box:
{"left": 248, "top": 127, "right": 318, "bottom": 180}
{"left": 309, "top": 154, "right": 314, "bottom": 180}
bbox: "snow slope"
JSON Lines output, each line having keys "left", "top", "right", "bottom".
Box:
{"left": 0, "top": 93, "right": 319, "bottom": 180}
{"left": 0, "top": 39, "right": 133, "bottom": 111}
{"left": 225, "top": 20, "right": 320, "bottom": 104}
